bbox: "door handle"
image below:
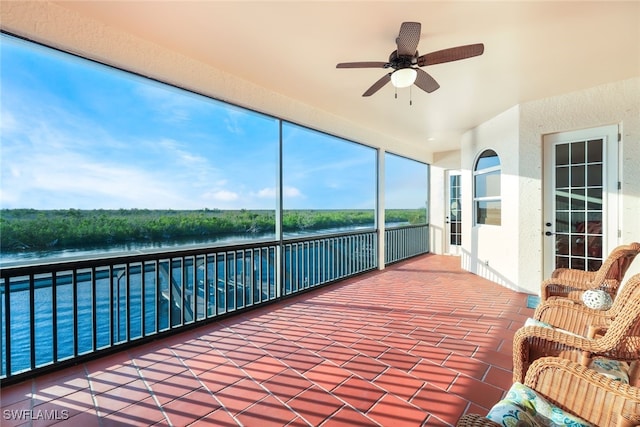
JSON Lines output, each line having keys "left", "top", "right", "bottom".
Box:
{"left": 545, "top": 231, "right": 554, "bottom": 236}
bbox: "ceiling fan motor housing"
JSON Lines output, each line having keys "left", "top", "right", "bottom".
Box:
{"left": 388, "top": 50, "right": 417, "bottom": 70}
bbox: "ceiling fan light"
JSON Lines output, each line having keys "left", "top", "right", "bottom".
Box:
{"left": 390, "top": 68, "right": 417, "bottom": 88}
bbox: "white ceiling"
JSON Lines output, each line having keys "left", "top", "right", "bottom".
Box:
{"left": 54, "top": 1, "right": 640, "bottom": 154}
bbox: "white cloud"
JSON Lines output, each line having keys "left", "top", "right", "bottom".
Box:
{"left": 0, "top": 109, "right": 18, "bottom": 133}
{"left": 257, "top": 188, "right": 276, "bottom": 198}
{"left": 203, "top": 190, "right": 239, "bottom": 202}
{"left": 256, "top": 186, "right": 302, "bottom": 198}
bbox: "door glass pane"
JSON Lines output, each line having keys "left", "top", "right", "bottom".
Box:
{"left": 556, "top": 144, "right": 569, "bottom": 165}
{"left": 587, "top": 188, "right": 603, "bottom": 210}
{"left": 570, "top": 189, "right": 585, "bottom": 210}
{"left": 587, "top": 164, "right": 602, "bottom": 186}
{"left": 571, "top": 165, "right": 585, "bottom": 187}
{"left": 555, "top": 212, "right": 569, "bottom": 233}
{"left": 554, "top": 139, "right": 604, "bottom": 272}
{"left": 570, "top": 141, "right": 586, "bottom": 164}
{"left": 449, "top": 175, "right": 461, "bottom": 246}
{"left": 587, "top": 139, "right": 603, "bottom": 162}
{"left": 556, "top": 167, "right": 569, "bottom": 188}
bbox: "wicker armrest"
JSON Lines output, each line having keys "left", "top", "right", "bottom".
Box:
{"left": 534, "top": 298, "right": 613, "bottom": 335}
{"left": 551, "top": 267, "right": 597, "bottom": 281}
{"left": 525, "top": 357, "right": 640, "bottom": 427}
{"left": 541, "top": 276, "right": 599, "bottom": 301}
{"left": 512, "top": 325, "right": 599, "bottom": 382}
{"left": 455, "top": 414, "right": 500, "bottom": 427}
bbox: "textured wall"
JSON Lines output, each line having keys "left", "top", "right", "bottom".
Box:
{"left": 456, "top": 78, "right": 640, "bottom": 295}
{"left": 460, "top": 106, "right": 523, "bottom": 291}
{"left": 519, "top": 77, "right": 640, "bottom": 285}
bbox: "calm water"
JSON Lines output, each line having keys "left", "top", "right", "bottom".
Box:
{"left": 0, "top": 232, "right": 276, "bottom": 266}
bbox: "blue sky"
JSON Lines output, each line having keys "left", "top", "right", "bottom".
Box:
{"left": 1, "top": 35, "right": 426, "bottom": 211}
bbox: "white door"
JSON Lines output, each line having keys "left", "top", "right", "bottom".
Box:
{"left": 542, "top": 125, "right": 619, "bottom": 278}
{"left": 446, "top": 170, "right": 462, "bottom": 255}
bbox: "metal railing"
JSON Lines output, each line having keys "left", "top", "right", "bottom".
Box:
{"left": 0, "top": 229, "right": 393, "bottom": 383}
{"left": 283, "top": 231, "right": 378, "bottom": 295}
{"left": 385, "top": 224, "right": 430, "bottom": 265}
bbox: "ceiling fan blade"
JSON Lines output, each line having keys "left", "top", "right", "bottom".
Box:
{"left": 396, "top": 22, "right": 421, "bottom": 56}
{"left": 362, "top": 73, "right": 391, "bottom": 97}
{"left": 417, "top": 43, "right": 485, "bottom": 67}
{"left": 336, "top": 61, "right": 387, "bottom": 69}
{"left": 414, "top": 69, "right": 440, "bottom": 93}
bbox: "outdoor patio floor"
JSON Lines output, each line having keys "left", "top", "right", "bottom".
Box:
{"left": 1, "top": 254, "right": 535, "bottom": 426}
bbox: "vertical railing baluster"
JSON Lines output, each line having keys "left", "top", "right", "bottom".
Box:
{"left": 202, "top": 255, "right": 207, "bottom": 318}
{"left": 247, "top": 250, "right": 253, "bottom": 305}
{"left": 108, "top": 265, "right": 114, "bottom": 346}
{"left": 125, "top": 265, "right": 131, "bottom": 342}
{"left": 222, "top": 252, "right": 228, "bottom": 313}
{"left": 141, "top": 263, "right": 146, "bottom": 337}
{"left": 212, "top": 254, "right": 219, "bottom": 316}
{"left": 154, "top": 261, "right": 160, "bottom": 333}
{"left": 168, "top": 259, "right": 174, "bottom": 328}
{"left": 91, "top": 267, "right": 97, "bottom": 351}
{"left": 180, "top": 257, "right": 186, "bottom": 326}
{"left": 4, "top": 277, "right": 11, "bottom": 376}
{"left": 52, "top": 273, "right": 58, "bottom": 363}
{"left": 294, "top": 243, "right": 298, "bottom": 290}
{"left": 189, "top": 256, "right": 195, "bottom": 323}
{"left": 29, "top": 274, "right": 35, "bottom": 371}
{"left": 72, "top": 269, "right": 79, "bottom": 357}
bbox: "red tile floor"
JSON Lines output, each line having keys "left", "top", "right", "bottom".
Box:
{"left": 1, "top": 254, "right": 534, "bottom": 426}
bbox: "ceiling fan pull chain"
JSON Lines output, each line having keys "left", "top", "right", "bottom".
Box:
{"left": 410, "top": 85, "right": 413, "bottom": 106}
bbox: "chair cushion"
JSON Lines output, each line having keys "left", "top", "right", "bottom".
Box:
{"left": 524, "top": 318, "right": 584, "bottom": 339}
{"left": 589, "top": 357, "right": 630, "bottom": 383}
{"left": 486, "top": 400, "right": 539, "bottom": 426}
{"left": 582, "top": 289, "right": 613, "bottom": 310}
{"left": 486, "top": 382, "right": 593, "bottom": 426}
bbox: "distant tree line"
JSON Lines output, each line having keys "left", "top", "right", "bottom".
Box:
{"left": 0, "top": 208, "right": 426, "bottom": 252}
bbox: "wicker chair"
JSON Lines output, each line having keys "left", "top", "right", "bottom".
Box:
{"left": 457, "top": 357, "right": 640, "bottom": 427}
{"left": 513, "top": 273, "right": 640, "bottom": 383}
{"left": 534, "top": 274, "right": 640, "bottom": 336}
{"left": 541, "top": 242, "right": 640, "bottom": 302}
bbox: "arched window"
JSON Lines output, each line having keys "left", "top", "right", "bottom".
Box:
{"left": 474, "top": 149, "right": 501, "bottom": 225}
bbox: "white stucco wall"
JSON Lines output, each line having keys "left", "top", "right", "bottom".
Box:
{"left": 459, "top": 106, "right": 524, "bottom": 291}
{"left": 455, "top": 78, "right": 640, "bottom": 295}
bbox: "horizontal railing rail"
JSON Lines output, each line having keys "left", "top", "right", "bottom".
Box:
{"left": 385, "top": 224, "right": 430, "bottom": 265}
{"left": 1, "top": 229, "right": 386, "bottom": 384}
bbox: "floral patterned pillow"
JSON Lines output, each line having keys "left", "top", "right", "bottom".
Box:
{"left": 486, "top": 382, "right": 593, "bottom": 426}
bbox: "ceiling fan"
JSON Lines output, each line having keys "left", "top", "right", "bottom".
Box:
{"left": 336, "top": 22, "right": 484, "bottom": 97}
